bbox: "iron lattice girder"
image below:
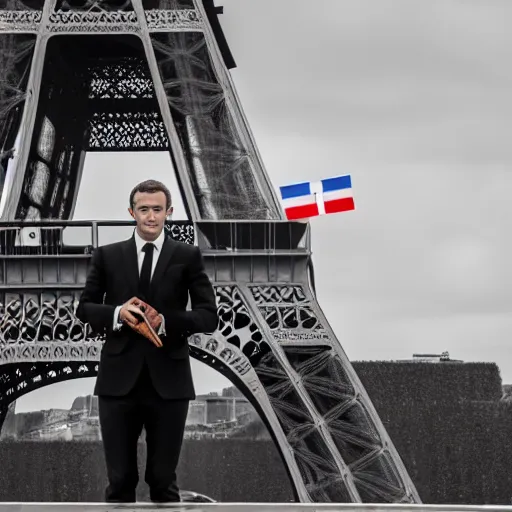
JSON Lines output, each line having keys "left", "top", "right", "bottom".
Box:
{"left": 0, "top": 283, "right": 418, "bottom": 504}
{"left": 0, "top": 361, "right": 98, "bottom": 406}
{"left": 88, "top": 110, "right": 169, "bottom": 151}
{"left": 0, "top": 8, "right": 203, "bottom": 34}
{"left": 88, "top": 56, "right": 170, "bottom": 151}
{"left": 28, "top": 40, "right": 170, "bottom": 152}
{"left": 0, "top": 220, "right": 421, "bottom": 504}
{"left": 0, "top": 6, "right": 282, "bottom": 222}
{"left": 88, "top": 58, "right": 154, "bottom": 99}
{"left": 45, "top": 49, "right": 170, "bottom": 152}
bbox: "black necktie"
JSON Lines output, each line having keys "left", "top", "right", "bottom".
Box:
{"left": 139, "top": 242, "right": 154, "bottom": 301}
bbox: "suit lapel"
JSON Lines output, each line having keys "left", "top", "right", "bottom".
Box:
{"left": 151, "top": 237, "right": 178, "bottom": 287}
{"left": 122, "top": 237, "right": 140, "bottom": 295}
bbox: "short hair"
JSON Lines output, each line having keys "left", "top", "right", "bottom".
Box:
{"left": 129, "top": 179, "right": 172, "bottom": 209}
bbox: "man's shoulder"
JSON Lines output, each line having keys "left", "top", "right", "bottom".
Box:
{"left": 168, "top": 238, "right": 199, "bottom": 258}
{"left": 170, "top": 238, "right": 198, "bottom": 251}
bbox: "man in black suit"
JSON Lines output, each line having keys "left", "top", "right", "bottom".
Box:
{"left": 76, "top": 179, "right": 218, "bottom": 503}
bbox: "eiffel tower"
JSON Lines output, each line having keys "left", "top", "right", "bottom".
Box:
{"left": 0, "top": 0, "right": 421, "bottom": 503}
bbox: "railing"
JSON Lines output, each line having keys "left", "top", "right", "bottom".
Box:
{"left": 0, "top": 219, "right": 311, "bottom": 256}
{"left": 0, "top": 220, "right": 194, "bottom": 256}
{"left": 195, "top": 220, "right": 310, "bottom": 254}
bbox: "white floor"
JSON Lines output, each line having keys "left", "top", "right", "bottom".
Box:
{"left": 1, "top": 504, "right": 512, "bottom": 512}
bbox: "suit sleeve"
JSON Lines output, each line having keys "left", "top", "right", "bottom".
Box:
{"left": 76, "top": 246, "right": 116, "bottom": 334}
{"left": 163, "top": 246, "right": 218, "bottom": 336}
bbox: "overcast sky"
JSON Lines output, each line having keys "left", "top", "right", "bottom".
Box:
{"left": 16, "top": 0, "right": 512, "bottom": 412}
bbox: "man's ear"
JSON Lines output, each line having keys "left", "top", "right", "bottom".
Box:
{"left": 166, "top": 206, "right": 174, "bottom": 217}
{"left": 128, "top": 207, "right": 135, "bottom": 219}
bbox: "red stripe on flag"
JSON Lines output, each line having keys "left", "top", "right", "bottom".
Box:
{"left": 284, "top": 203, "right": 319, "bottom": 220}
{"left": 324, "top": 197, "right": 355, "bottom": 214}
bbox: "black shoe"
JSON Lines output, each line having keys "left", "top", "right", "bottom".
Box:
{"left": 105, "top": 488, "right": 136, "bottom": 503}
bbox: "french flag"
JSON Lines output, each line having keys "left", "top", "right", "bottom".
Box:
{"left": 279, "top": 174, "right": 355, "bottom": 220}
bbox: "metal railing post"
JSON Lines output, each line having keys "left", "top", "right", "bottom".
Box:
{"left": 91, "top": 221, "right": 98, "bottom": 249}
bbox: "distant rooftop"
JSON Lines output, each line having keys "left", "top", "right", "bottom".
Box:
{"left": 396, "top": 351, "right": 463, "bottom": 363}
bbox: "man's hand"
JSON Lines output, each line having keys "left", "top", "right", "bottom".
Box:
{"left": 130, "top": 298, "right": 162, "bottom": 332}
{"left": 118, "top": 297, "right": 163, "bottom": 348}
{"left": 119, "top": 297, "right": 145, "bottom": 328}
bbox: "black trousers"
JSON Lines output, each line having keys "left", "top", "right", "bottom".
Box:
{"left": 98, "top": 362, "right": 189, "bottom": 503}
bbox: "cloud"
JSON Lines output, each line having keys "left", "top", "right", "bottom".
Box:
{"left": 223, "top": 0, "right": 512, "bottom": 168}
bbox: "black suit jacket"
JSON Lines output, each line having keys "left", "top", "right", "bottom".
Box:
{"left": 76, "top": 235, "right": 218, "bottom": 400}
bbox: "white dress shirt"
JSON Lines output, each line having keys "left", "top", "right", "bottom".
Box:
{"left": 113, "top": 228, "right": 166, "bottom": 334}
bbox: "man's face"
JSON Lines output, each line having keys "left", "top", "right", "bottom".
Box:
{"left": 128, "top": 191, "right": 173, "bottom": 241}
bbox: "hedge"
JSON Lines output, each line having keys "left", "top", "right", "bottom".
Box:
{"left": 350, "top": 361, "right": 511, "bottom": 504}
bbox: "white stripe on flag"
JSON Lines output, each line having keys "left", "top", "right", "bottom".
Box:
{"left": 282, "top": 194, "right": 317, "bottom": 208}
{"left": 310, "top": 181, "right": 325, "bottom": 215}
{"left": 323, "top": 187, "right": 353, "bottom": 202}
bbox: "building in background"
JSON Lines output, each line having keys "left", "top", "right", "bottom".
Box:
{"left": 1, "top": 390, "right": 262, "bottom": 441}
{"left": 397, "top": 352, "right": 463, "bottom": 363}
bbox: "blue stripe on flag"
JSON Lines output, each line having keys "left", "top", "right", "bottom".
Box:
{"left": 279, "top": 181, "right": 311, "bottom": 200}
{"left": 321, "top": 174, "right": 351, "bottom": 193}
